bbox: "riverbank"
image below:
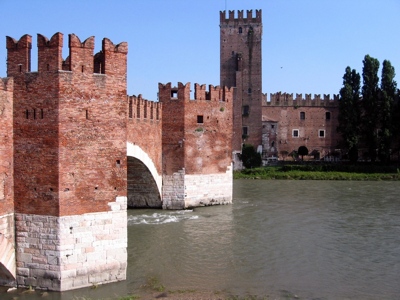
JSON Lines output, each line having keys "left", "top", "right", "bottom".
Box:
{"left": 234, "top": 164, "right": 400, "bottom": 180}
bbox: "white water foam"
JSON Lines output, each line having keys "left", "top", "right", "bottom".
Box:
{"left": 128, "top": 210, "right": 198, "bottom": 225}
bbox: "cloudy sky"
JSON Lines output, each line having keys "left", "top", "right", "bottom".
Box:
{"left": 1, "top": 0, "right": 399, "bottom": 100}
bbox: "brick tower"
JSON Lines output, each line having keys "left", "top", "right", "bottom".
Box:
{"left": 159, "top": 82, "right": 233, "bottom": 209}
{"left": 220, "top": 10, "right": 263, "bottom": 154}
{"left": 6, "top": 33, "right": 128, "bottom": 291}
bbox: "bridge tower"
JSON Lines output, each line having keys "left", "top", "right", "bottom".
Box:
{"left": 159, "top": 82, "right": 233, "bottom": 209}
{"left": 6, "top": 33, "right": 128, "bottom": 291}
{"left": 220, "top": 10, "right": 263, "bottom": 154}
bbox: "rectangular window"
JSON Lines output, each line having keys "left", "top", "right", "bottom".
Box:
{"left": 300, "top": 112, "right": 305, "bottom": 120}
{"left": 319, "top": 130, "right": 325, "bottom": 138}
{"left": 292, "top": 129, "right": 299, "bottom": 137}
{"left": 325, "top": 112, "right": 331, "bottom": 120}
{"left": 242, "top": 105, "right": 249, "bottom": 116}
{"left": 242, "top": 126, "right": 248, "bottom": 136}
{"left": 197, "top": 115, "right": 204, "bottom": 124}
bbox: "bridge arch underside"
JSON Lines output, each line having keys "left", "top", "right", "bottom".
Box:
{"left": 0, "top": 235, "right": 16, "bottom": 286}
{"left": 127, "top": 156, "right": 162, "bottom": 208}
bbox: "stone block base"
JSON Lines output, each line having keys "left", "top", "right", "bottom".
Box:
{"left": 14, "top": 197, "right": 127, "bottom": 291}
{"left": 163, "top": 165, "right": 233, "bottom": 209}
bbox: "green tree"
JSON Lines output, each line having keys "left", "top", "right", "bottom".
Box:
{"left": 337, "top": 66, "right": 361, "bottom": 163}
{"left": 361, "top": 55, "right": 380, "bottom": 161}
{"left": 297, "top": 146, "right": 308, "bottom": 161}
{"left": 241, "top": 144, "right": 262, "bottom": 168}
{"left": 378, "top": 60, "right": 397, "bottom": 163}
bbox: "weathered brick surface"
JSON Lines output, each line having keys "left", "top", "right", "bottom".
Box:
{"left": 160, "top": 82, "right": 233, "bottom": 208}
{"left": 0, "top": 77, "right": 13, "bottom": 215}
{"left": 8, "top": 33, "right": 127, "bottom": 217}
{"left": 220, "top": 10, "right": 263, "bottom": 151}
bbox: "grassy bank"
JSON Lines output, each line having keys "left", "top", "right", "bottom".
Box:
{"left": 234, "top": 164, "right": 400, "bottom": 180}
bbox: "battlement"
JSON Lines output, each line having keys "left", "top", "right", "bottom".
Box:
{"left": 6, "top": 33, "right": 127, "bottom": 77}
{"left": 128, "top": 94, "right": 161, "bottom": 121}
{"left": 264, "top": 92, "right": 339, "bottom": 107}
{"left": 220, "top": 9, "right": 262, "bottom": 24}
{"left": 6, "top": 34, "right": 32, "bottom": 75}
{"left": 158, "top": 82, "right": 232, "bottom": 103}
{"left": 0, "top": 77, "right": 13, "bottom": 91}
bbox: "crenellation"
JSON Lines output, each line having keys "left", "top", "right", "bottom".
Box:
{"left": 128, "top": 94, "right": 161, "bottom": 121}
{"left": 220, "top": 9, "right": 262, "bottom": 24}
{"left": 6, "top": 34, "right": 32, "bottom": 76}
{"left": 37, "top": 33, "right": 63, "bottom": 72}
{"left": 68, "top": 34, "right": 95, "bottom": 73}
{"left": 0, "top": 76, "right": 13, "bottom": 91}
{"left": 266, "top": 92, "right": 340, "bottom": 107}
{"left": 101, "top": 38, "right": 128, "bottom": 76}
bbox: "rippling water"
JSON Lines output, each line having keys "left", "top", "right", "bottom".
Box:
{"left": 2, "top": 180, "right": 400, "bottom": 299}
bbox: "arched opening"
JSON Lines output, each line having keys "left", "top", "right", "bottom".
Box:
{"left": 0, "top": 234, "right": 16, "bottom": 285}
{"left": 127, "top": 156, "right": 162, "bottom": 208}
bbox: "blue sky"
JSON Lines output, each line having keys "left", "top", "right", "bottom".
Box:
{"left": 1, "top": 0, "right": 399, "bottom": 100}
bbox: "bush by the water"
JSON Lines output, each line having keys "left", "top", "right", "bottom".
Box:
{"left": 234, "top": 163, "right": 400, "bottom": 180}
{"left": 241, "top": 144, "right": 262, "bottom": 169}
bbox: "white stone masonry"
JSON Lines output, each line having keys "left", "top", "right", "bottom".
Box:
{"left": 14, "top": 196, "right": 127, "bottom": 291}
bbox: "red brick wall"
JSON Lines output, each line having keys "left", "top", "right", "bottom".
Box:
{"left": 160, "top": 82, "right": 233, "bottom": 175}
{"left": 127, "top": 95, "right": 162, "bottom": 174}
{"left": 159, "top": 82, "right": 186, "bottom": 175}
{"left": 9, "top": 34, "right": 61, "bottom": 216}
{"left": 9, "top": 33, "right": 127, "bottom": 217}
{"left": 262, "top": 95, "right": 340, "bottom": 159}
{"left": 0, "top": 78, "right": 13, "bottom": 214}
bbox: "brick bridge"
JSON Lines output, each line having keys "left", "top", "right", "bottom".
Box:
{"left": 0, "top": 33, "right": 233, "bottom": 291}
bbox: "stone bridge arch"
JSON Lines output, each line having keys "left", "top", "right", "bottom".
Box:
{"left": 0, "top": 234, "right": 16, "bottom": 286}
{"left": 127, "top": 142, "right": 162, "bottom": 208}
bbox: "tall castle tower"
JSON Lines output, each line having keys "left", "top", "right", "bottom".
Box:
{"left": 220, "top": 10, "right": 263, "bottom": 153}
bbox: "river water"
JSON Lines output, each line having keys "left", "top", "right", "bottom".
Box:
{"left": 2, "top": 180, "right": 400, "bottom": 299}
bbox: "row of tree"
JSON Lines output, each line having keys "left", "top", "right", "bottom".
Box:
{"left": 337, "top": 55, "right": 399, "bottom": 163}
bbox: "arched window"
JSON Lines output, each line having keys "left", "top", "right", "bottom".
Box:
{"left": 239, "top": 27, "right": 242, "bottom": 34}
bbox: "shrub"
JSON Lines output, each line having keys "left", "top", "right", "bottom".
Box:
{"left": 241, "top": 144, "right": 262, "bottom": 169}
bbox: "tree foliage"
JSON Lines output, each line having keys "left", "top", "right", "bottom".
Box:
{"left": 337, "top": 66, "right": 361, "bottom": 162}
{"left": 361, "top": 55, "right": 380, "bottom": 162}
{"left": 378, "top": 60, "right": 397, "bottom": 163}
{"left": 241, "top": 144, "right": 262, "bottom": 168}
{"left": 338, "top": 55, "right": 398, "bottom": 163}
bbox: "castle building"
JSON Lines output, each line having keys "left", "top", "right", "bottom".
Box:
{"left": 262, "top": 93, "right": 340, "bottom": 160}
{"left": 220, "top": 10, "right": 340, "bottom": 162}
